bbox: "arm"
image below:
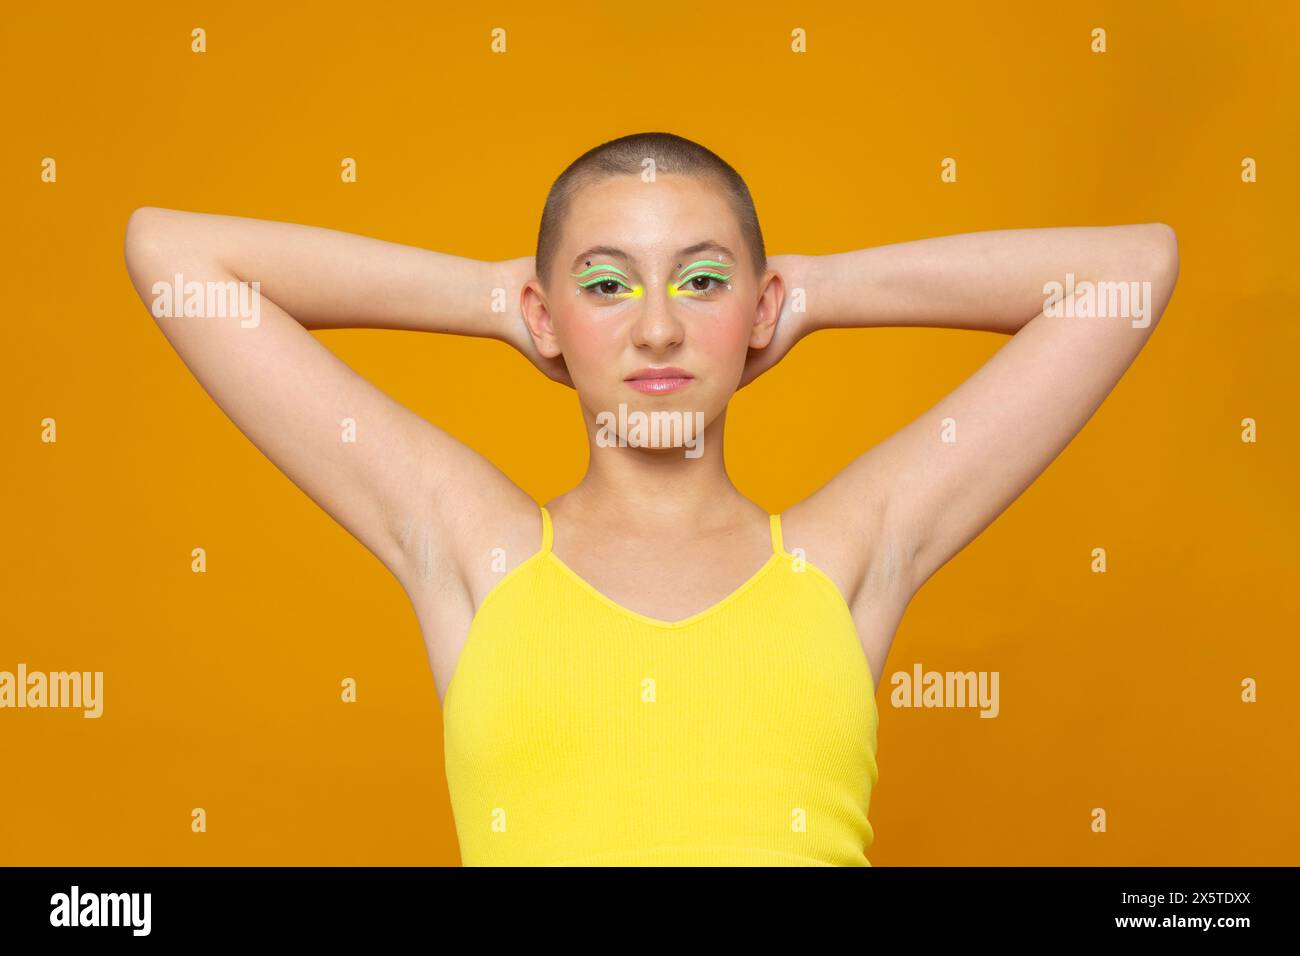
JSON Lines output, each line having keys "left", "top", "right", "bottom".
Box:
{"left": 122, "top": 207, "right": 544, "bottom": 591}
{"left": 785, "top": 223, "right": 1180, "bottom": 603}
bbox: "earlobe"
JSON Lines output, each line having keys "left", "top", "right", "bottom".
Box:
{"left": 749, "top": 319, "right": 778, "bottom": 350}
{"left": 536, "top": 330, "right": 564, "bottom": 359}
{"left": 748, "top": 304, "right": 778, "bottom": 349}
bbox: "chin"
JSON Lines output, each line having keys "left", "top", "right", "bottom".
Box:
{"left": 587, "top": 393, "right": 716, "bottom": 454}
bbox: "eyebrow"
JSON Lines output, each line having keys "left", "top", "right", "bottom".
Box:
{"left": 569, "top": 241, "right": 736, "bottom": 272}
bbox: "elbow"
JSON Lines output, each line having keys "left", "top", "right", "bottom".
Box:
{"left": 1145, "top": 222, "right": 1180, "bottom": 291}
{"left": 124, "top": 207, "right": 183, "bottom": 315}
{"left": 124, "top": 206, "right": 168, "bottom": 268}
{"left": 124, "top": 206, "right": 190, "bottom": 294}
{"left": 1133, "top": 223, "right": 1179, "bottom": 331}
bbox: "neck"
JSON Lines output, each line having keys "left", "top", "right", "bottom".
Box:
{"left": 560, "top": 406, "right": 755, "bottom": 536}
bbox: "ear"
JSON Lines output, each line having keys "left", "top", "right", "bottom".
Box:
{"left": 748, "top": 269, "right": 784, "bottom": 349}
{"left": 521, "top": 278, "right": 563, "bottom": 358}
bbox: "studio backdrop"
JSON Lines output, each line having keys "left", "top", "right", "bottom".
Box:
{"left": 2, "top": 1, "right": 1295, "bottom": 865}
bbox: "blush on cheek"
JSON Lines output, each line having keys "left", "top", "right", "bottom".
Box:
{"left": 695, "top": 311, "right": 752, "bottom": 367}
{"left": 556, "top": 313, "right": 623, "bottom": 387}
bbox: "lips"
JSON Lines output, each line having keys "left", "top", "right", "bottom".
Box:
{"left": 625, "top": 366, "right": 694, "bottom": 394}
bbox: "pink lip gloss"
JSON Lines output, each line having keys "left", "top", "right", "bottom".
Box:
{"left": 626, "top": 377, "right": 693, "bottom": 394}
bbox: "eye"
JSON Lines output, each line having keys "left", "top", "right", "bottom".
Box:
{"left": 676, "top": 271, "right": 731, "bottom": 296}
{"left": 582, "top": 277, "right": 634, "bottom": 299}
{"left": 687, "top": 275, "right": 724, "bottom": 293}
{"left": 571, "top": 262, "right": 636, "bottom": 300}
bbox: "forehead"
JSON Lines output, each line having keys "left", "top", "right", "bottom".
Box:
{"left": 563, "top": 174, "right": 741, "bottom": 264}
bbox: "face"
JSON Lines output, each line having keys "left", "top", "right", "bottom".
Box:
{"left": 522, "top": 173, "right": 781, "bottom": 450}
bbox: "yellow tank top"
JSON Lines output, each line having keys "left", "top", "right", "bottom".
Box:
{"left": 442, "top": 505, "right": 880, "bottom": 866}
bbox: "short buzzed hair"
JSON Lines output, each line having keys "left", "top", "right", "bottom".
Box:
{"left": 535, "top": 131, "right": 766, "bottom": 289}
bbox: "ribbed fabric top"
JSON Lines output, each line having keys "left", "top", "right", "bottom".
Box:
{"left": 442, "top": 505, "right": 880, "bottom": 866}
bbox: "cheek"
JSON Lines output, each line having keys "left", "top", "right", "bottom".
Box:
{"left": 554, "top": 311, "right": 625, "bottom": 392}
{"left": 694, "top": 309, "right": 753, "bottom": 366}
{"left": 557, "top": 313, "right": 618, "bottom": 367}
{"left": 555, "top": 304, "right": 751, "bottom": 381}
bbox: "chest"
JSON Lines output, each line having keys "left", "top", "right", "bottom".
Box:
{"left": 547, "top": 536, "right": 778, "bottom": 625}
{"left": 444, "top": 552, "right": 877, "bottom": 726}
{"left": 441, "top": 557, "right": 880, "bottom": 864}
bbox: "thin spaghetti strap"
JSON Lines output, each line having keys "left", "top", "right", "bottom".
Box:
{"left": 769, "top": 514, "right": 786, "bottom": 556}
{"left": 539, "top": 505, "right": 554, "bottom": 553}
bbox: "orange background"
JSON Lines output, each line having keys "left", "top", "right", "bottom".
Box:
{"left": 2, "top": 1, "right": 1296, "bottom": 865}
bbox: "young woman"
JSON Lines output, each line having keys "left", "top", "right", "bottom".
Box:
{"left": 123, "top": 131, "right": 1179, "bottom": 867}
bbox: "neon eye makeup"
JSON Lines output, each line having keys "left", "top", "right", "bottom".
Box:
{"left": 568, "top": 256, "right": 734, "bottom": 300}
{"left": 570, "top": 262, "right": 644, "bottom": 299}
{"left": 670, "top": 258, "right": 734, "bottom": 297}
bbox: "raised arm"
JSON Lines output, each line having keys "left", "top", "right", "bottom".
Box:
{"left": 122, "top": 207, "right": 543, "bottom": 593}
{"left": 787, "top": 223, "right": 1179, "bottom": 606}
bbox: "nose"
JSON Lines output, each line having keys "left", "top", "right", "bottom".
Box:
{"left": 629, "top": 281, "right": 684, "bottom": 352}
